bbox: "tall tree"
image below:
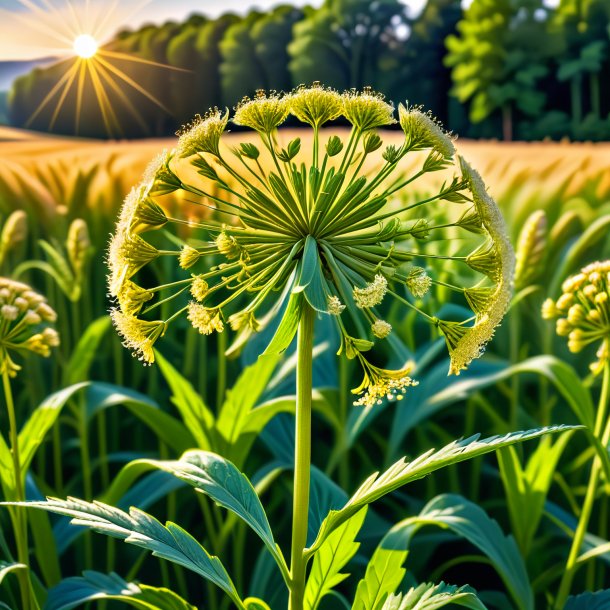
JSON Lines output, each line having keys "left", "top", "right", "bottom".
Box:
{"left": 552, "top": 0, "right": 610, "bottom": 130}
{"left": 166, "top": 17, "right": 209, "bottom": 124}
{"left": 251, "top": 5, "right": 305, "bottom": 92}
{"left": 402, "top": 0, "right": 462, "bottom": 124}
{"left": 445, "top": 0, "right": 556, "bottom": 140}
{"left": 219, "top": 12, "right": 267, "bottom": 107}
{"left": 288, "top": 0, "right": 410, "bottom": 96}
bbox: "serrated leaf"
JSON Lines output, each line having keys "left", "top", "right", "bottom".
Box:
{"left": 16, "top": 497, "right": 242, "bottom": 607}
{"left": 382, "top": 582, "right": 487, "bottom": 610}
{"left": 352, "top": 547, "right": 408, "bottom": 610}
{"left": 45, "top": 570, "right": 196, "bottom": 610}
{"left": 386, "top": 495, "right": 531, "bottom": 610}
{"left": 305, "top": 508, "right": 367, "bottom": 610}
{"left": 565, "top": 589, "right": 610, "bottom": 609}
{"left": 307, "top": 425, "right": 576, "bottom": 557}
{"left": 143, "top": 450, "right": 288, "bottom": 581}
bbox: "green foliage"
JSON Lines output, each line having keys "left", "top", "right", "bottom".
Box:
{"left": 45, "top": 571, "right": 197, "bottom": 610}
{"left": 352, "top": 546, "right": 408, "bottom": 610}
{"left": 20, "top": 498, "right": 245, "bottom": 607}
{"left": 304, "top": 508, "right": 367, "bottom": 609}
{"left": 382, "top": 582, "right": 487, "bottom": 610}
{"left": 388, "top": 494, "right": 533, "bottom": 609}
{"left": 307, "top": 426, "right": 576, "bottom": 557}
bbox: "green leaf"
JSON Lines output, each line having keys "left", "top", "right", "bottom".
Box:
{"left": 155, "top": 350, "right": 214, "bottom": 450}
{"left": 84, "top": 382, "right": 194, "bottom": 455}
{"left": 264, "top": 291, "right": 303, "bottom": 355}
{"left": 388, "top": 495, "right": 531, "bottom": 610}
{"left": 63, "top": 316, "right": 110, "bottom": 385}
{"left": 305, "top": 508, "right": 367, "bottom": 610}
{"left": 17, "top": 498, "right": 243, "bottom": 608}
{"left": 14, "top": 383, "right": 88, "bottom": 496}
{"left": 45, "top": 570, "right": 196, "bottom": 610}
{"left": 144, "top": 450, "right": 289, "bottom": 582}
{"left": 244, "top": 598, "right": 273, "bottom": 610}
{"left": 294, "top": 235, "right": 319, "bottom": 293}
{"left": 497, "top": 432, "right": 573, "bottom": 555}
{"left": 216, "top": 354, "right": 280, "bottom": 458}
{"left": 224, "top": 396, "right": 296, "bottom": 468}
{"left": 382, "top": 582, "right": 487, "bottom": 610}
{"left": 352, "top": 547, "right": 408, "bottom": 610}
{"left": 565, "top": 589, "right": 610, "bottom": 609}
{"left": 427, "top": 356, "right": 610, "bottom": 478}
{"left": 0, "top": 561, "right": 26, "bottom": 585}
{"left": 306, "top": 425, "right": 576, "bottom": 558}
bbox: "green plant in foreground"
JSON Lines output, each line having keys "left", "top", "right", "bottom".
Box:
{"left": 14, "top": 84, "right": 576, "bottom": 609}
{"left": 0, "top": 277, "right": 60, "bottom": 610}
{"left": 543, "top": 260, "right": 610, "bottom": 607}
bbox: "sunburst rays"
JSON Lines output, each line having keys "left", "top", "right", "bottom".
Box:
{"left": 13, "top": 0, "right": 188, "bottom": 137}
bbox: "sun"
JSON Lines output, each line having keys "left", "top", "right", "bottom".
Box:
{"left": 73, "top": 34, "right": 98, "bottom": 59}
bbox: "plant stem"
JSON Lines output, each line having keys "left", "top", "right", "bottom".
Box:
{"left": 288, "top": 303, "right": 315, "bottom": 610}
{"left": 555, "top": 363, "right": 610, "bottom": 608}
{"left": 2, "top": 369, "right": 34, "bottom": 610}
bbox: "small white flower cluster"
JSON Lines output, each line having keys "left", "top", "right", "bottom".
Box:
{"left": 353, "top": 274, "right": 388, "bottom": 308}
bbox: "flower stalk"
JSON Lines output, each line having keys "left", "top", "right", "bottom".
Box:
{"left": 555, "top": 362, "right": 610, "bottom": 608}
{"left": 289, "top": 303, "right": 315, "bottom": 610}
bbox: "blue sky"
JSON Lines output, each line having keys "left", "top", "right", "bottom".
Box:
{"left": 0, "top": 0, "right": 427, "bottom": 61}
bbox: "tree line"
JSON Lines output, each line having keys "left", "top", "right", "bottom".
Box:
{"left": 8, "top": 0, "right": 610, "bottom": 140}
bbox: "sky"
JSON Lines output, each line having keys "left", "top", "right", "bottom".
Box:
{"left": 0, "top": 0, "right": 428, "bottom": 61}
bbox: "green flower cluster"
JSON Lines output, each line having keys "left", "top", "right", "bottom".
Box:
{"left": 108, "top": 83, "right": 514, "bottom": 406}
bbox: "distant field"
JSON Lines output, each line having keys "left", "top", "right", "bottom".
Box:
{"left": 1, "top": 126, "right": 609, "bottom": 232}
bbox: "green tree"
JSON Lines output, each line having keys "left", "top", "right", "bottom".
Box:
{"left": 195, "top": 14, "right": 240, "bottom": 111}
{"left": 219, "top": 12, "right": 267, "bottom": 107}
{"left": 251, "top": 5, "right": 305, "bottom": 92}
{"left": 401, "top": 0, "right": 462, "bottom": 124}
{"left": 166, "top": 17, "right": 210, "bottom": 125}
{"left": 445, "top": 0, "right": 556, "bottom": 141}
{"left": 288, "top": 0, "right": 410, "bottom": 95}
{"left": 552, "top": 0, "right": 610, "bottom": 131}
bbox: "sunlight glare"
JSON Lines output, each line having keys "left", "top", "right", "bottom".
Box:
{"left": 73, "top": 34, "right": 98, "bottom": 59}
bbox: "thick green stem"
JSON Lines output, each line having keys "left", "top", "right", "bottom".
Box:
{"left": 288, "top": 304, "right": 315, "bottom": 610}
{"left": 2, "top": 370, "right": 34, "bottom": 610}
{"left": 555, "top": 363, "right": 610, "bottom": 608}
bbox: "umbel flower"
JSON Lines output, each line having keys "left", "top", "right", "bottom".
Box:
{"left": 543, "top": 260, "right": 610, "bottom": 375}
{"left": 0, "top": 278, "right": 59, "bottom": 378}
{"left": 108, "top": 83, "right": 514, "bottom": 404}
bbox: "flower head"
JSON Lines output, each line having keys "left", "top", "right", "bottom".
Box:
{"left": 0, "top": 278, "right": 59, "bottom": 377}
{"left": 233, "top": 90, "right": 289, "bottom": 134}
{"left": 107, "top": 83, "right": 512, "bottom": 392}
{"left": 543, "top": 260, "right": 610, "bottom": 374}
{"left": 289, "top": 82, "right": 343, "bottom": 128}
{"left": 353, "top": 274, "right": 388, "bottom": 308}
{"left": 398, "top": 104, "right": 455, "bottom": 158}
{"left": 342, "top": 87, "right": 396, "bottom": 131}
{"left": 177, "top": 109, "right": 229, "bottom": 158}
{"left": 352, "top": 356, "right": 417, "bottom": 407}
{"left": 110, "top": 309, "right": 165, "bottom": 364}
